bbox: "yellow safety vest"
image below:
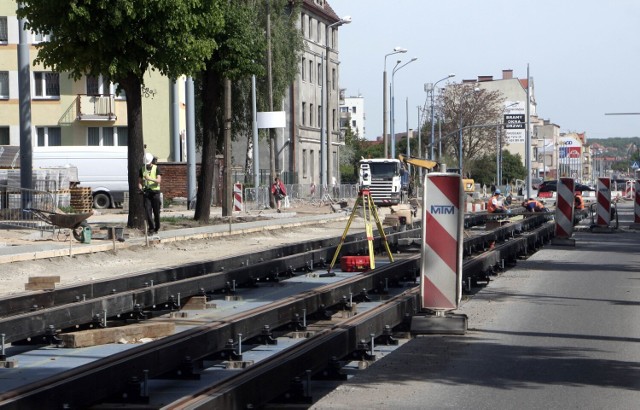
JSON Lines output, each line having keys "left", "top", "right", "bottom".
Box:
{"left": 142, "top": 165, "right": 160, "bottom": 191}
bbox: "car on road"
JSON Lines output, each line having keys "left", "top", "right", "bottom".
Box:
{"left": 537, "top": 180, "right": 595, "bottom": 193}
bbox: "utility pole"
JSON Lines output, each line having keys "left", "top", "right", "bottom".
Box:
{"left": 266, "top": 0, "right": 276, "bottom": 188}
{"left": 222, "top": 78, "right": 233, "bottom": 216}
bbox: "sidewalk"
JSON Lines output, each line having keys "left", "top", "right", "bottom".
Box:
{"left": 0, "top": 206, "right": 351, "bottom": 265}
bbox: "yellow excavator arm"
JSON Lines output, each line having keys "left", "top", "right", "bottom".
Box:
{"left": 399, "top": 154, "right": 475, "bottom": 193}
{"left": 398, "top": 154, "right": 438, "bottom": 170}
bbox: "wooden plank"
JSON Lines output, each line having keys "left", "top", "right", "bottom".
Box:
{"left": 60, "top": 322, "right": 176, "bottom": 348}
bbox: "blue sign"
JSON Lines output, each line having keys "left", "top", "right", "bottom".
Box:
{"left": 431, "top": 205, "right": 455, "bottom": 214}
{"left": 632, "top": 161, "right": 639, "bottom": 169}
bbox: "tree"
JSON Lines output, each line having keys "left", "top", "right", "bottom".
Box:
{"left": 193, "top": 0, "right": 303, "bottom": 221}
{"left": 436, "top": 85, "right": 505, "bottom": 175}
{"left": 18, "top": 0, "right": 221, "bottom": 229}
{"left": 468, "top": 154, "right": 496, "bottom": 186}
{"left": 194, "top": 0, "right": 266, "bottom": 221}
{"left": 501, "top": 150, "right": 527, "bottom": 183}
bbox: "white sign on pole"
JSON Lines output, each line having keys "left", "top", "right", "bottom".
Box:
{"left": 257, "top": 111, "right": 286, "bottom": 129}
{"left": 504, "top": 101, "right": 525, "bottom": 144}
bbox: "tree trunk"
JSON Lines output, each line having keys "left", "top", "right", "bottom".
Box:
{"left": 120, "top": 73, "right": 146, "bottom": 230}
{"left": 194, "top": 65, "right": 222, "bottom": 222}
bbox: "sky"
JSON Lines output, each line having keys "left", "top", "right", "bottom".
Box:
{"left": 329, "top": 0, "right": 640, "bottom": 141}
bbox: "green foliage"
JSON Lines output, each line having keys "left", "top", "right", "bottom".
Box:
{"left": 18, "top": 0, "right": 222, "bottom": 83}
{"left": 468, "top": 154, "right": 496, "bottom": 186}
{"left": 501, "top": 150, "right": 527, "bottom": 183}
{"left": 256, "top": 0, "right": 304, "bottom": 112}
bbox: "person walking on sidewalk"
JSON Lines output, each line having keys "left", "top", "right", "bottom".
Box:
{"left": 139, "top": 153, "right": 162, "bottom": 234}
{"left": 271, "top": 177, "right": 287, "bottom": 213}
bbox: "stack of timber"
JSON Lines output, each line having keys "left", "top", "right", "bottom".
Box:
{"left": 70, "top": 187, "right": 93, "bottom": 213}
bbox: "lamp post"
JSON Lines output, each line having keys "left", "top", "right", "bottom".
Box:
{"left": 383, "top": 47, "right": 407, "bottom": 158}
{"left": 323, "top": 15, "right": 351, "bottom": 188}
{"left": 429, "top": 74, "right": 455, "bottom": 160}
{"left": 391, "top": 57, "right": 417, "bottom": 159}
{"left": 458, "top": 87, "right": 479, "bottom": 174}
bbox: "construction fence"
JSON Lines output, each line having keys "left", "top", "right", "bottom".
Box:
{"left": 242, "top": 183, "right": 359, "bottom": 212}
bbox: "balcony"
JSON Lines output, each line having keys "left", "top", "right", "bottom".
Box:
{"left": 76, "top": 94, "right": 117, "bottom": 121}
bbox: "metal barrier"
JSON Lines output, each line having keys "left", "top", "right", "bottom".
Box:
{"left": 243, "top": 184, "right": 359, "bottom": 212}
{"left": 0, "top": 185, "right": 57, "bottom": 232}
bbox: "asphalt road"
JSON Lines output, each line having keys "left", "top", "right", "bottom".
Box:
{"left": 312, "top": 203, "right": 640, "bottom": 409}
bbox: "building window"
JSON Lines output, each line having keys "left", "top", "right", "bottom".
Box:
{"left": 33, "top": 72, "right": 60, "bottom": 98}
{"left": 310, "top": 104, "right": 314, "bottom": 127}
{"left": 117, "top": 127, "right": 128, "bottom": 146}
{"left": 318, "top": 105, "right": 322, "bottom": 130}
{"left": 88, "top": 127, "right": 128, "bottom": 146}
{"left": 0, "top": 71, "right": 8, "bottom": 99}
{"left": 310, "top": 18, "right": 315, "bottom": 43}
{"left": 310, "top": 149, "right": 315, "bottom": 180}
{"left": 301, "top": 12, "right": 306, "bottom": 37}
{"left": 317, "top": 20, "right": 321, "bottom": 43}
{"left": 86, "top": 75, "right": 125, "bottom": 99}
{"left": 317, "top": 63, "right": 322, "bottom": 86}
{"left": 302, "top": 149, "right": 308, "bottom": 178}
{"left": 308, "top": 60, "right": 313, "bottom": 84}
{"left": 0, "top": 127, "right": 9, "bottom": 145}
{"left": 301, "top": 102, "right": 306, "bottom": 126}
{"left": 332, "top": 109, "right": 336, "bottom": 130}
{"left": 332, "top": 68, "right": 336, "bottom": 90}
{"left": 0, "top": 17, "right": 8, "bottom": 43}
{"left": 352, "top": 106, "right": 357, "bottom": 114}
{"left": 33, "top": 31, "right": 52, "bottom": 43}
{"left": 37, "top": 127, "right": 61, "bottom": 146}
{"left": 301, "top": 58, "right": 306, "bottom": 81}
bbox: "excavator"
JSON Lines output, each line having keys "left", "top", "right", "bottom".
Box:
{"left": 398, "top": 154, "right": 476, "bottom": 195}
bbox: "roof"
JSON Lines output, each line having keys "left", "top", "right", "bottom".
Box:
{"left": 302, "top": 0, "right": 341, "bottom": 23}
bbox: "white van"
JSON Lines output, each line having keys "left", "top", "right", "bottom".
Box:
{"left": 31, "top": 146, "right": 129, "bottom": 209}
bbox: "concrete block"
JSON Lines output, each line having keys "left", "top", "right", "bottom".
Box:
{"left": 411, "top": 313, "right": 468, "bottom": 335}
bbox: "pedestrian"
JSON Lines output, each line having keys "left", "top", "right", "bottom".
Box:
{"left": 271, "top": 176, "right": 287, "bottom": 213}
{"left": 331, "top": 175, "right": 339, "bottom": 198}
{"left": 487, "top": 189, "right": 508, "bottom": 213}
{"left": 139, "top": 152, "right": 162, "bottom": 234}
{"left": 574, "top": 191, "right": 585, "bottom": 211}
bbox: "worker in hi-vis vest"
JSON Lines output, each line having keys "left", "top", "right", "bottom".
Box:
{"left": 487, "top": 188, "right": 508, "bottom": 213}
{"left": 138, "top": 153, "right": 162, "bottom": 234}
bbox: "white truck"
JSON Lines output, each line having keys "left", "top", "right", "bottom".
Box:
{"left": 358, "top": 158, "right": 403, "bottom": 206}
{"left": 31, "top": 146, "right": 128, "bottom": 209}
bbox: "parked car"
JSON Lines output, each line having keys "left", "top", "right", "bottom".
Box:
{"left": 537, "top": 180, "right": 595, "bottom": 193}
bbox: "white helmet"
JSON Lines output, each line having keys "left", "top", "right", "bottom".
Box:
{"left": 144, "top": 152, "right": 154, "bottom": 165}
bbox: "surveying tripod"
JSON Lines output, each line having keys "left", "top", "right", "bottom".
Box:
{"left": 327, "top": 188, "right": 395, "bottom": 273}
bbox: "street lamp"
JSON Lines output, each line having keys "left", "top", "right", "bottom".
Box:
{"left": 428, "top": 74, "right": 455, "bottom": 160}
{"left": 458, "top": 87, "right": 479, "bottom": 174}
{"left": 323, "top": 15, "right": 351, "bottom": 187}
{"left": 383, "top": 47, "right": 407, "bottom": 158}
{"left": 391, "top": 57, "right": 417, "bottom": 159}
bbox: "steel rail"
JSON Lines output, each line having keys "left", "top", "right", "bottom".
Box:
{"left": 0, "top": 215, "right": 553, "bottom": 408}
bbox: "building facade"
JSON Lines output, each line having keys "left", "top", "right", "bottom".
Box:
{"left": 0, "top": 1, "right": 181, "bottom": 161}
{"left": 281, "top": 0, "right": 345, "bottom": 186}
{"left": 339, "top": 92, "right": 365, "bottom": 139}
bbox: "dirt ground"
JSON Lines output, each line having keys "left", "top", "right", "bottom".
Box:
{"left": 0, "top": 200, "right": 378, "bottom": 298}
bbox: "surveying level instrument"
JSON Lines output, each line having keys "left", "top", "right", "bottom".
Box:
{"left": 327, "top": 184, "right": 394, "bottom": 273}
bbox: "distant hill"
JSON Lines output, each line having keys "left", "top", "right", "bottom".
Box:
{"left": 589, "top": 137, "right": 640, "bottom": 153}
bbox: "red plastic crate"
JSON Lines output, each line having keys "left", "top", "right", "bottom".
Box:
{"left": 340, "top": 255, "right": 371, "bottom": 272}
